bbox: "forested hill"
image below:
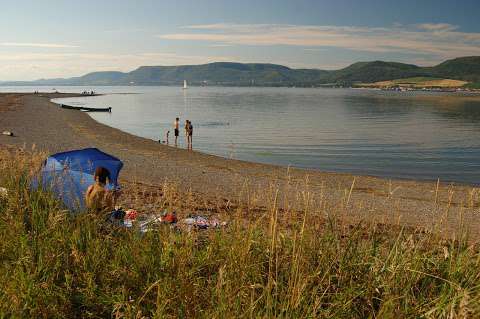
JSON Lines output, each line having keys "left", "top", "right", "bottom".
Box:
{"left": 2, "top": 57, "right": 480, "bottom": 87}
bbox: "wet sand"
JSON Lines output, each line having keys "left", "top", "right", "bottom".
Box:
{"left": 1, "top": 93, "right": 479, "bottom": 239}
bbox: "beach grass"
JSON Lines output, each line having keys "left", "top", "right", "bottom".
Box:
{"left": 1, "top": 148, "right": 479, "bottom": 318}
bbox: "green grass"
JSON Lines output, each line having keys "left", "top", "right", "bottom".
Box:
{"left": 464, "top": 82, "right": 480, "bottom": 89}
{"left": 390, "top": 77, "right": 443, "bottom": 84}
{"left": 1, "top": 149, "right": 480, "bottom": 318}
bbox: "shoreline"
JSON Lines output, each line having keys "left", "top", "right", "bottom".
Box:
{"left": 53, "top": 94, "right": 480, "bottom": 187}
{"left": 1, "top": 93, "right": 480, "bottom": 239}
{"left": 51, "top": 88, "right": 480, "bottom": 186}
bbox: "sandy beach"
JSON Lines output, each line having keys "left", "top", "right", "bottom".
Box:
{"left": 1, "top": 92, "right": 479, "bottom": 239}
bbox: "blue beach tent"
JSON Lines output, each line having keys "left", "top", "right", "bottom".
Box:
{"left": 34, "top": 148, "right": 123, "bottom": 212}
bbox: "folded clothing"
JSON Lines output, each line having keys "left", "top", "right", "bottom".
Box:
{"left": 181, "top": 215, "right": 226, "bottom": 230}
{"left": 105, "top": 209, "right": 126, "bottom": 226}
{"left": 125, "top": 209, "right": 138, "bottom": 220}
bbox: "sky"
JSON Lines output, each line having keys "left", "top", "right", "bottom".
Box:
{"left": 1, "top": 0, "right": 479, "bottom": 80}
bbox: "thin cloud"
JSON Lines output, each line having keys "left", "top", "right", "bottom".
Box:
{"left": 0, "top": 52, "right": 235, "bottom": 81}
{"left": 102, "top": 28, "right": 151, "bottom": 34}
{"left": 0, "top": 42, "right": 79, "bottom": 48}
{"left": 209, "top": 44, "right": 234, "bottom": 48}
{"left": 159, "top": 23, "right": 480, "bottom": 61}
{"left": 415, "top": 23, "right": 459, "bottom": 32}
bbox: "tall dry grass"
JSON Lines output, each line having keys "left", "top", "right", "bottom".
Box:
{"left": 0, "top": 147, "right": 479, "bottom": 318}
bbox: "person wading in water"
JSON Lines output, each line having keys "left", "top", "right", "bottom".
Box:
{"left": 187, "top": 120, "right": 193, "bottom": 150}
{"left": 174, "top": 117, "right": 180, "bottom": 146}
{"left": 185, "top": 120, "right": 193, "bottom": 149}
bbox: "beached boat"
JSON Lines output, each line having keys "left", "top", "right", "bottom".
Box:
{"left": 61, "top": 104, "right": 112, "bottom": 112}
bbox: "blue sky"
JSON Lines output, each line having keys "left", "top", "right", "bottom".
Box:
{"left": 1, "top": 0, "right": 479, "bottom": 80}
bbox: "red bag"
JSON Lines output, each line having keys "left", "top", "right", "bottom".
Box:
{"left": 125, "top": 209, "right": 138, "bottom": 220}
{"left": 163, "top": 212, "right": 177, "bottom": 223}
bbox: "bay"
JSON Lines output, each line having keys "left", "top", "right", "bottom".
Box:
{"left": 2, "top": 86, "right": 479, "bottom": 184}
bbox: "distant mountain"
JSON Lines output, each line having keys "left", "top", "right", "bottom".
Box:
{"left": 120, "top": 62, "right": 329, "bottom": 86}
{"left": 3, "top": 71, "right": 127, "bottom": 86}
{"left": 2, "top": 57, "right": 480, "bottom": 87}
{"left": 428, "top": 56, "right": 480, "bottom": 82}
{"left": 324, "top": 61, "right": 427, "bottom": 84}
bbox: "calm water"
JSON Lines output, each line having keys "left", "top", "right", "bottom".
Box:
{"left": 3, "top": 86, "right": 480, "bottom": 184}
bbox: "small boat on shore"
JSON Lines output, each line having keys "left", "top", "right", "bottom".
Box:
{"left": 61, "top": 104, "right": 112, "bottom": 112}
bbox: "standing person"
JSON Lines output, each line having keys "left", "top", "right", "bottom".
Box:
{"left": 174, "top": 117, "right": 180, "bottom": 146}
{"left": 184, "top": 120, "right": 190, "bottom": 145}
{"left": 188, "top": 120, "right": 193, "bottom": 150}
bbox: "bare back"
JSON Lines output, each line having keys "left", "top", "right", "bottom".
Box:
{"left": 85, "top": 183, "right": 113, "bottom": 213}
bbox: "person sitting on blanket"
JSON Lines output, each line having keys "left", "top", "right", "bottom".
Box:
{"left": 85, "top": 166, "right": 115, "bottom": 213}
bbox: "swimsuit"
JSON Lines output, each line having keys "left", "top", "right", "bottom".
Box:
{"left": 174, "top": 121, "right": 179, "bottom": 136}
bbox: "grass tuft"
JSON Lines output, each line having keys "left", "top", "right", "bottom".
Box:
{"left": 0, "top": 148, "right": 479, "bottom": 317}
